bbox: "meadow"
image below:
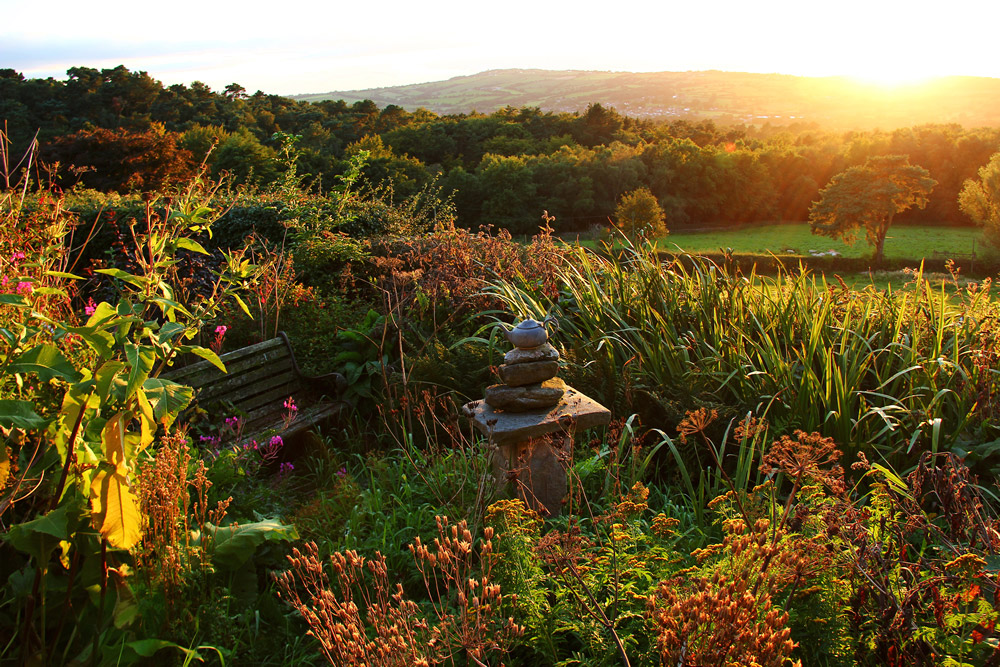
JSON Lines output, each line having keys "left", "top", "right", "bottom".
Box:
{"left": 1, "top": 156, "right": 999, "bottom": 667}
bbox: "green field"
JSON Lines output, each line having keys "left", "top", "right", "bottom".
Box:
{"left": 660, "top": 222, "right": 990, "bottom": 260}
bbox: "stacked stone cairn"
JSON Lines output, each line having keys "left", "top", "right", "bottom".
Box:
{"left": 484, "top": 342, "right": 565, "bottom": 412}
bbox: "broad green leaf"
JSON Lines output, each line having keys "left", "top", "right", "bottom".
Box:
{"left": 141, "top": 378, "right": 193, "bottom": 426}
{"left": 3, "top": 504, "right": 72, "bottom": 562}
{"left": 195, "top": 519, "right": 298, "bottom": 570}
{"left": 187, "top": 346, "right": 226, "bottom": 373}
{"left": 149, "top": 297, "right": 192, "bottom": 320}
{"left": 90, "top": 467, "right": 142, "bottom": 550}
{"left": 0, "top": 294, "right": 27, "bottom": 307}
{"left": 124, "top": 344, "right": 155, "bottom": 399}
{"left": 95, "top": 360, "right": 125, "bottom": 402}
{"left": 85, "top": 301, "right": 119, "bottom": 328}
{"left": 32, "top": 287, "right": 67, "bottom": 298}
{"left": 176, "top": 238, "right": 209, "bottom": 255}
{"left": 0, "top": 399, "right": 46, "bottom": 430}
{"left": 94, "top": 268, "right": 147, "bottom": 289}
{"left": 156, "top": 321, "right": 189, "bottom": 345}
{"left": 7, "top": 344, "right": 81, "bottom": 382}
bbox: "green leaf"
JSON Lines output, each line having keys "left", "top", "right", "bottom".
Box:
{"left": 124, "top": 344, "right": 155, "bottom": 399}
{"left": 0, "top": 399, "right": 46, "bottom": 430}
{"left": 7, "top": 344, "right": 82, "bottom": 382}
{"left": 231, "top": 293, "right": 252, "bottom": 318}
{"left": 125, "top": 639, "right": 183, "bottom": 658}
{"left": 142, "top": 378, "right": 194, "bottom": 425}
{"left": 985, "top": 555, "right": 1000, "bottom": 574}
{"left": 85, "top": 301, "right": 119, "bottom": 328}
{"left": 149, "top": 297, "right": 192, "bottom": 320}
{"left": 95, "top": 361, "right": 126, "bottom": 402}
{"left": 187, "top": 346, "right": 227, "bottom": 373}
{"left": 94, "top": 268, "right": 147, "bottom": 289}
{"left": 156, "top": 322, "right": 189, "bottom": 346}
{"left": 175, "top": 238, "right": 209, "bottom": 255}
{"left": 4, "top": 505, "right": 72, "bottom": 562}
{"left": 195, "top": 519, "right": 298, "bottom": 570}
{"left": 44, "top": 270, "right": 85, "bottom": 280}
{"left": 0, "top": 294, "right": 27, "bottom": 307}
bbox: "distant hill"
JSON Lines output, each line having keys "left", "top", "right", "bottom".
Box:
{"left": 294, "top": 69, "right": 1000, "bottom": 129}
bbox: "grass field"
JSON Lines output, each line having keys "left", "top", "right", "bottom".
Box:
{"left": 660, "top": 222, "right": 991, "bottom": 260}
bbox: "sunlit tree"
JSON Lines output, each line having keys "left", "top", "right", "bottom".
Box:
{"left": 615, "top": 187, "right": 667, "bottom": 240}
{"left": 959, "top": 152, "right": 1000, "bottom": 250}
{"left": 809, "top": 155, "right": 936, "bottom": 263}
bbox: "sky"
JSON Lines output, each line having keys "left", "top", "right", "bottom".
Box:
{"left": 2, "top": 0, "right": 998, "bottom": 96}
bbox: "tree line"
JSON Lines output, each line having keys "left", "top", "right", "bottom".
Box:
{"left": 3, "top": 66, "right": 999, "bottom": 234}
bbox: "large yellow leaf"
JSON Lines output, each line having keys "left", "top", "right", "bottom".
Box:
{"left": 90, "top": 468, "right": 142, "bottom": 549}
{"left": 102, "top": 412, "right": 128, "bottom": 467}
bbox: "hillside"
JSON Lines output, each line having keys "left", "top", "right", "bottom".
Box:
{"left": 295, "top": 68, "right": 1000, "bottom": 128}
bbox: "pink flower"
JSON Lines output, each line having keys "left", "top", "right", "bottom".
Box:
{"left": 16, "top": 282, "right": 32, "bottom": 295}
{"left": 84, "top": 298, "right": 97, "bottom": 316}
{"left": 283, "top": 397, "right": 298, "bottom": 413}
{"left": 270, "top": 435, "right": 283, "bottom": 447}
{"left": 215, "top": 325, "right": 228, "bottom": 335}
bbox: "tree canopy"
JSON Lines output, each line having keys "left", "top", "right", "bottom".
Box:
{"left": 808, "top": 155, "right": 936, "bottom": 263}
{"left": 615, "top": 187, "right": 667, "bottom": 240}
{"left": 959, "top": 151, "right": 1000, "bottom": 250}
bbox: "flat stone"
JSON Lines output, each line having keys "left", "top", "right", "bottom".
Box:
{"left": 498, "top": 360, "right": 559, "bottom": 387}
{"left": 504, "top": 343, "right": 559, "bottom": 365}
{"left": 484, "top": 378, "right": 566, "bottom": 411}
{"left": 464, "top": 385, "right": 612, "bottom": 445}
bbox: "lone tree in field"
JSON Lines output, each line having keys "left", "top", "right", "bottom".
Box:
{"left": 809, "top": 155, "right": 936, "bottom": 263}
{"left": 959, "top": 151, "right": 1000, "bottom": 250}
{"left": 615, "top": 187, "right": 667, "bottom": 241}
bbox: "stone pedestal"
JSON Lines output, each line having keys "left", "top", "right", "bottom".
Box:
{"left": 463, "top": 386, "right": 611, "bottom": 516}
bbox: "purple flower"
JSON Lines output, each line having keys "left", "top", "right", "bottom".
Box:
{"left": 270, "top": 435, "right": 283, "bottom": 447}
{"left": 84, "top": 298, "right": 97, "bottom": 316}
{"left": 336, "top": 466, "right": 347, "bottom": 477}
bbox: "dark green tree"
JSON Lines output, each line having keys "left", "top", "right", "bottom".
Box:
{"left": 809, "top": 155, "right": 936, "bottom": 263}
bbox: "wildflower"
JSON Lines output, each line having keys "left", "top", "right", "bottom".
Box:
{"left": 283, "top": 397, "right": 298, "bottom": 413}
{"left": 336, "top": 466, "right": 347, "bottom": 477}
{"left": 677, "top": 407, "right": 717, "bottom": 444}
{"left": 16, "top": 281, "right": 32, "bottom": 295}
{"left": 215, "top": 325, "right": 228, "bottom": 335}
{"left": 270, "top": 435, "right": 284, "bottom": 448}
{"left": 84, "top": 298, "right": 97, "bottom": 316}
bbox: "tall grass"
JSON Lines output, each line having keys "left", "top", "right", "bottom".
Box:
{"left": 487, "top": 236, "right": 999, "bottom": 461}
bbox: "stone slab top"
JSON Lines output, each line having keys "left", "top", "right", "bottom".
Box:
{"left": 463, "top": 385, "right": 612, "bottom": 445}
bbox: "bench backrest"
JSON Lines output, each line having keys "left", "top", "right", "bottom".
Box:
{"left": 164, "top": 336, "right": 305, "bottom": 431}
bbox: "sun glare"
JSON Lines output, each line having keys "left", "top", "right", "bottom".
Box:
{"left": 848, "top": 69, "right": 937, "bottom": 89}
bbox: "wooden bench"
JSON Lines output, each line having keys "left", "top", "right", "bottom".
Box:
{"left": 164, "top": 332, "right": 346, "bottom": 445}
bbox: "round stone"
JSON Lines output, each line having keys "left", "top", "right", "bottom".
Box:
{"left": 484, "top": 378, "right": 567, "bottom": 412}
{"left": 498, "top": 360, "right": 559, "bottom": 387}
{"left": 504, "top": 343, "right": 559, "bottom": 366}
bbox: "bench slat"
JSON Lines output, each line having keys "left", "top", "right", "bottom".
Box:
{"left": 196, "top": 362, "right": 297, "bottom": 404}
{"left": 163, "top": 334, "right": 343, "bottom": 444}
{"left": 165, "top": 337, "right": 288, "bottom": 383}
